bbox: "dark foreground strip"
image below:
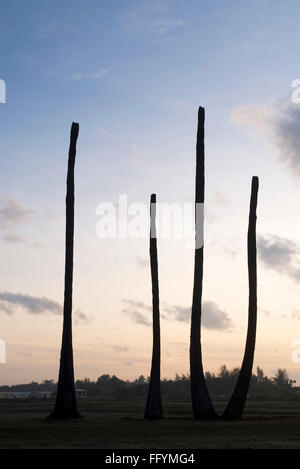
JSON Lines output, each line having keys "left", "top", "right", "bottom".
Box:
{"left": 2, "top": 449, "right": 300, "bottom": 460}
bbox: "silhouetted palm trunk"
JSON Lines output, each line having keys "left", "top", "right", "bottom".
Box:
{"left": 144, "top": 194, "right": 163, "bottom": 420}
{"left": 48, "top": 122, "right": 81, "bottom": 420}
{"left": 222, "top": 176, "right": 259, "bottom": 421}
{"left": 190, "top": 107, "right": 217, "bottom": 420}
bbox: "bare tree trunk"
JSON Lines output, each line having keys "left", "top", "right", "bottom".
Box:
{"left": 47, "top": 123, "right": 81, "bottom": 420}
{"left": 190, "top": 107, "right": 217, "bottom": 420}
{"left": 222, "top": 176, "right": 259, "bottom": 421}
{"left": 144, "top": 194, "right": 163, "bottom": 420}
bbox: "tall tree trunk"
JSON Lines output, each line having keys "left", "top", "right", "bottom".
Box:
{"left": 190, "top": 107, "right": 217, "bottom": 420}
{"left": 47, "top": 122, "right": 81, "bottom": 420}
{"left": 222, "top": 176, "right": 259, "bottom": 421}
{"left": 144, "top": 194, "right": 163, "bottom": 420}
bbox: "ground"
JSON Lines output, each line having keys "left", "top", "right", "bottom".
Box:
{"left": 0, "top": 400, "right": 299, "bottom": 448}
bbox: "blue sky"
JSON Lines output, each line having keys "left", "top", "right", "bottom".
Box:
{"left": 1, "top": 0, "right": 300, "bottom": 384}
{"left": 1, "top": 0, "right": 300, "bottom": 203}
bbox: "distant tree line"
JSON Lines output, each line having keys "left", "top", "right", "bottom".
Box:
{"left": 0, "top": 366, "right": 297, "bottom": 401}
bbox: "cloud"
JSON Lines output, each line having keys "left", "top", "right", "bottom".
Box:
{"left": 136, "top": 255, "right": 148, "bottom": 268}
{"left": 96, "top": 126, "right": 110, "bottom": 137}
{"left": 262, "top": 309, "right": 300, "bottom": 321}
{"left": 222, "top": 245, "right": 239, "bottom": 259}
{"left": 257, "top": 234, "right": 300, "bottom": 281}
{"left": 212, "top": 190, "right": 230, "bottom": 208}
{"left": 107, "top": 344, "right": 129, "bottom": 352}
{"left": 2, "top": 234, "right": 26, "bottom": 244}
{"left": 15, "top": 351, "right": 34, "bottom": 358}
{"left": 122, "top": 298, "right": 232, "bottom": 330}
{"left": 231, "top": 100, "right": 300, "bottom": 178}
{"left": 126, "top": 310, "right": 151, "bottom": 326}
{"left": 258, "top": 235, "right": 296, "bottom": 269}
{"left": 72, "top": 69, "right": 108, "bottom": 81}
{"left": 259, "top": 308, "right": 272, "bottom": 317}
{"left": 122, "top": 299, "right": 152, "bottom": 327}
{"left": 164, "top": 304, "right": 190, "bottom": 322}
{"left": 0, "top": 199, "right": 35, "bottom": 228}
{"left": 73, "top": 309, "right": 93, "bottom": 325}
{"left": 0, "top": 291, "right": 92, "bottom": 324}
{"left": 148, "top": 18, "right": 185, "bottom": 34}
{"left": 122, "top": 1, "right": 185, "bottom": 36}
{"left": 167, "top": 98, "right": 186, "bottom": 110}
{"left": 0, "top": 292, "right": 61, "bottom": 316}
{"left": 202, "top": 301, "right": 233, "bottom": 330}
{"left": 231, "top": 104, "right": 269, "bottom": 130}
{"left": 165, "top": 301, "right": 233, "bottom": 330}
{"left": 292, "top": 311, "right": 300, "bottom": 321}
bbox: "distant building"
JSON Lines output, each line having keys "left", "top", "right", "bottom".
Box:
{"left": 0, "top": 391, "right": 30, "bottom": 399}
{"left": 0, "top": 390, "right": 54, "bottom": 399}
{"left": 0, "top": 388, "right": 88, "bottom": 399}
{"left": 75, "top": 388, "right": 88, "bottom": 398}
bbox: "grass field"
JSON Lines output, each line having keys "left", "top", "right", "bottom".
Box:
{"left": 0, "top": 399, "right": 300, "bottom": 448}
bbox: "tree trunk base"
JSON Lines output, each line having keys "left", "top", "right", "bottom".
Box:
{"left": 192, "top": 399, "right": 219, "bottom": 420}
{"left": 221, "top": 414, "right": 242, "bottom": 422}
{"left": 46, "top": 410, "right": 82, "bottom": 421}
{"left": 144, "top": 413, "right": 163, "bottom": 420}
{"left": 193, "top": 410, "right": 219, "bottom": 420}
{"left": 144, "top": 406, "right": 163, "bottom": 420}
{"left": 221, "top": 405, "right": 243, "bottom": 421}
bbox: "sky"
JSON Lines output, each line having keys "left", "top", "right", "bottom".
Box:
{"left": 1, "top": 0, "right": 300, "bottom": 385}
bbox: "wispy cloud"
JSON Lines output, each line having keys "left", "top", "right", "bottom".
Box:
{"left": 0, "top": 198, "right": 35, "bottom": 228}
{"left": 231, "top": 104, "right": 269, "bottom": 130}
{"left": 106, "top": 344, "right": 129, "bottom": 352}
{"left": 0, "top": 291, "right": 92, "bottom": 324}
{"left": 136, "top": 255, "right": 148, "bottom": 268}
{"left": 222, "top": 245, "right": 239, "bottom": 259}
{"left": 167, "top": 98, "right": 186, "bottom": 109}
{"left": 15, "top": 351, "right": 34, "bottom": 358}
{"left": 260, "top": 307, "right": 300, "bottom": 322}
{"left": 212, "top": 190, "right": 230, "bottom": 208}
{"left": 72, "top": 69, "right": 108, "bottom": 81}
{"left": 122, "top": 1, "right": 185, "bottom": 37}
{"left": 122, "top": 298, "right": 233, "bottom": 330}
{"left": 122, "top": 299, "right": 152, "bottom": 327}
{"left": 2, "top": 233, "right": 26, "bottom": 244}
{"left": 96, "top": 126, "right": 110, "bottom": 137}
{"left": 0, "top": 292, "right": 61, "bottom": 316}
{"left": 73, "top": 309, "right": 93, "bottom": 325}
{"left": 148, "top": 18, "right": 185, "bottom": 34}
{"left": 231, "top": 100, "right": 300, "bottom": 178}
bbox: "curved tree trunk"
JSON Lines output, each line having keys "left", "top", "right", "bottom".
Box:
{"left": 144, "top": 193, "right": 163, "bottom": 420}
{"left": 190, "top": 107, "right": 217, "bottom": 420}
{"left": 47, "top": 122, "right": 81, "bottom": 420}
{"left": 222, "top": 176, "right": 259, "bottom": 421}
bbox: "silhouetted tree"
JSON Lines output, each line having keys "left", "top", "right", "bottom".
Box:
{"left": 222, "top": 176, "right": 259, "bottom": 421}
{"left": 48, "top": 122, "right": 81, "bottom": 420}
{"left": 144, "top": 193, "right": 163, "bottom": 419}
{"left": 272, "top": 369, "right": 295, "bottom": 390}
{"left": 190, "top": 107, "right": 217, "bottom": 419}
{"left": 256, "top": 366, "right": 266, "bottom": 384}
